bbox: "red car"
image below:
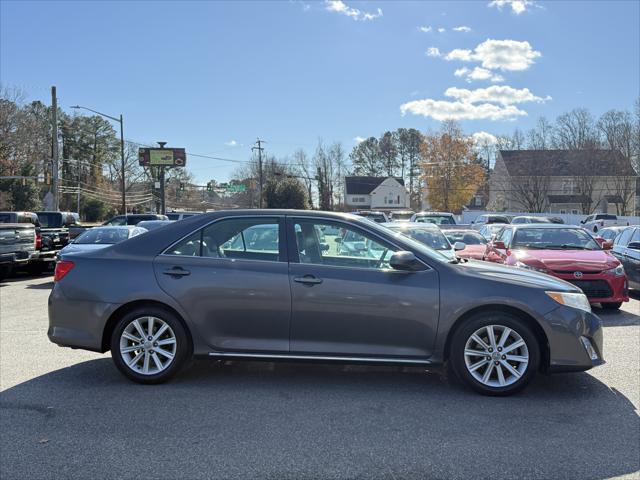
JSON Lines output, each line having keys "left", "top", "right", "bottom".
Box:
{"left": 443, "top": 229, "right": 487, "bottom": 260}
{"left": 484, "top": 224, "right": 629, "bottom": 309}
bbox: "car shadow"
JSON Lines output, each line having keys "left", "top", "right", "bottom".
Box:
{"left": 593, "top": 303, "right": 640, "bottom": 327}
{"left": 1, "top": 358, "right": 638, "bottom": 480}
{"left": 25, "top": 281, "right": 54, "bottom": 290}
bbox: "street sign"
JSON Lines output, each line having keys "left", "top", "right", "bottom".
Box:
{"left": 226, "top": 184, "right": 246, "bottom": 193}
{"left": 139, "top": 148, "right": 187, "bottom": 167}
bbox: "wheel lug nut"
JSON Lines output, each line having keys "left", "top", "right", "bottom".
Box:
{"left": 153, "top": 342, "right": 158, "bottom": 347}
{"left": 148, "top": 336, "right": 152, "bottom": 341}
{"left": 494, "top": 361, "right": 499, "bottom": 365}
{"left": 486, "top": 356, "right": 491, "bottom": 361}
{"left": 501, "top": 355, "right": 506, "bottom": 360}
{"left": 150, "top": 350, "right": 154, "bottom": 354}
{"left": 488, "top": 348, "right": 493, "bottom": 352}
{"left": 497, "top": 347, "right": 502, "bottom": 352}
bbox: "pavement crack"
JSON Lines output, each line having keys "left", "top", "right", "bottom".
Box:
{"left": 0, "top": 401, "right": 55, "bottom": 418}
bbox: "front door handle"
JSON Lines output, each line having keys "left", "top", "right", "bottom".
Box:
{"left": 163, "top": 267, "right": 191, "bottom": 277}
{"left": 293, "top": 275, "right": 323, "bottom": 285}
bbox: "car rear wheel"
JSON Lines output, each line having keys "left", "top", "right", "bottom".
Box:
{"left": 110, "top": 307, "right": 191, "bottom": 384}
{"left": 601, "top": 302, "right": 622, "bottom": 310}
{"left": 450, "top": 312, "right": 540, "bottom": 396}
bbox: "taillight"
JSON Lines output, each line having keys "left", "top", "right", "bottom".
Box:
{"left": 35, "top": 232, "right": 42, "bottom": 250}
{"left": 54, "top": 260, "right": 75, "bottom": 282}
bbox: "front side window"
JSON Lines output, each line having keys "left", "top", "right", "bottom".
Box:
{"left": 293, "top": 219, "right": 396, "bottom": 270}
{"left": 166, "top": 217, "right": 281, "bottom": 261}
{"left": 105, "top": 216, "right": 126, "bottom": 226}
{"left": 615, "top": 228, "right": 633, "bottom": 247}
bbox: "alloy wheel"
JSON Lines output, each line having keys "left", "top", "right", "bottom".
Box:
{"left": 119, "top": 316, "right": 177, "bottom": 375}
{"left": 463, "top": 324, "right": 529, "bottom": 388}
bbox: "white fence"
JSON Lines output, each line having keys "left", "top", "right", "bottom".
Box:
{"left": 460, "top": 210, "right": 640, "bottom": 226}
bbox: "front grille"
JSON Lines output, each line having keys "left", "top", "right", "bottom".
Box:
{"left": 569, "top": 279, "right": 613, "bottom": 298}
{"left": 553, "top": 269, "right": 602, "bottom": 275}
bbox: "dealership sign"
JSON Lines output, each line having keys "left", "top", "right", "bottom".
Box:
{"left": 139, "top": 148, "right": 186, "bottom": 167}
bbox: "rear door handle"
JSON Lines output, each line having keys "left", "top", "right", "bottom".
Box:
{"left": 163, "top": 267, "right": 191, "bottom": 277}
{"left": 293, "top": 275, "right": 323, "bottom": 285}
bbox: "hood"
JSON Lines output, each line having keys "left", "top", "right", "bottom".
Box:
{"left": 513, "top": 248, "right": 619, "bottom": 272}
{"left": 458, "top": 260, "right": 580, "bottom": 292}
{"left": 438, "top": 248, "right": 456, "bottom": 260}
{"left": 59, "top": 243, "right": 112, "bottom": 255}
{"left": 458, "top": 245, "right": 486, "bottom": 259}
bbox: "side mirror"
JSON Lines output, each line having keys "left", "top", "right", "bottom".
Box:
{"left": 334, "top": 237, "right": 342, "bottom": 244}
{"left": 602, "top": 241, "right": 613, "bottom": 250}
{"left": 627, "top": 241, "right": 640, "bottom": 251}
{"left": 594, "top": 237, "right": 606, "bottom": 247}
{"left": 493, "top": 240, "right": 506, "bottom": 250}
{"left": 389, "top": 251, "right": 425, "bottom": 271}
{"left": 453, "top": 241, "right": 466, "bottom": 251}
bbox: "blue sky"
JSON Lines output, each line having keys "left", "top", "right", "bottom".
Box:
{"left": 1, "top": 0, "right": 638, "bottom": 183}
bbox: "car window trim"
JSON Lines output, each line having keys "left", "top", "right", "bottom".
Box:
{"left": 160, "top": 215, "right": 287, "bottom": 263}
{"left": 285, "top": 215, "right": 431, "bottom": 271}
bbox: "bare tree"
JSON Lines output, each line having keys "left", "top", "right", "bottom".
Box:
{"left": 554, "top": 108, "right": 600, "bottom": 150}
{"left": 598, "top": 109, "right": 634, "bottom": 159}
{"left": 526, "top": 117, "right": 554, "bottom": 150}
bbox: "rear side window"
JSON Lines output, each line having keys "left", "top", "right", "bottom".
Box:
{"left": 631, "top": 229, "right": 639, "bottom": 243}
{"left": 166, "top": 218, "right": 281, "bottom": 262}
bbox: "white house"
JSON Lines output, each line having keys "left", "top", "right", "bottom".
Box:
{"left": 344, "top": 176, "right": 409, "bottom": 210}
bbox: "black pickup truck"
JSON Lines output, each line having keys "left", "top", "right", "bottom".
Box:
{"left": 34, "top": 211, "right": 80, "bottom": 268}
{"left": 0, "top": 222, "right": 36, "bottom": 279}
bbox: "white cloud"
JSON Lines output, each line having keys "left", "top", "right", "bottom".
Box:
{"left": 454, "top": 66, "right": 504, "bottom": 82}
{"left": 488, "top": 0, "right": 537, "bottom": 14}
{"left": 445, "top": 39, "right": 541, "bottom": 71}
{"left": 453, "top": 26, "right": 472, "bottom": 32}
{"left": 444, "top": 85, "right": 550, "bottom": 105}
{"left": 437, "top": 27, "right": 446, "bottom": 33}
{"left": 354, "top": 136, "right": 366, "bottom": 144}
{"left": 472, "top": 131, "right": 499, "bottom": 145}
{"left": 325, "top": 1, "right": 382, "bottom": 21}
{"left": 418, "top": 25, "right": 432, "bottom": 33}
{"left": 426, "top": 47, "right": 441, "bottom": 57}
{"left": 400, "top": 99, "right": 526, "bottom": 121}
{"left": 225, "top": 140, "right": 238, "bottom": 147}
{"left": 399, "top": 84, "right": 549, "bottom": 121}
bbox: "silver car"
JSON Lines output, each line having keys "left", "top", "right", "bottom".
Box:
{"left": 59, "top": 226, "right": 147, "bottom": 256}
{"left": 48, "top": 210, "right": 604, "bottom": 396}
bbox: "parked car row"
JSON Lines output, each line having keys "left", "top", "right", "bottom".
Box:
{"left": 0, "top": 210, "right": 199, "bottom": 279}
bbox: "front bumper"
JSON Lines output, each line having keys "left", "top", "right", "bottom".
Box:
{"left": 551, "top": 272, "right": 629, "bottom": 304}
{"left": 544, "top": 305, "right": 605, "bottom": 373}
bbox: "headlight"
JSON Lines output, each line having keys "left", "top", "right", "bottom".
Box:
{"left": 516, "top": 261, "right": 548, "bottom": 273}
{"left": 606, "top": 264, "right": 625, "bottom": 276}
{"left": 546, "top": 291, "right": 591, "bottom": 313}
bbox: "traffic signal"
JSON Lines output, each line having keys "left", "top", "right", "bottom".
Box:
{"left": 179, "top": 182, "right": 185, "bottom": 191}
{"left": 206, "top": 182, "right": 212, "bottom": 192}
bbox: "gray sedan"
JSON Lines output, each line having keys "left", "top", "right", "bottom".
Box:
{"left": 48, "top": 210, "right": 604, "bottom": 395}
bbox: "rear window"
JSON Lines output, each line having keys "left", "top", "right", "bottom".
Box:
{"left": 415, "top": 215, "right": 455, "bottom": 225}
{"left": 36, "top": 212, "right": 62, "bottom": 228}
{"left": 0, "top": 213, "right": 12, "bottom": 223}
{"left": 595, "top": 214, "right": 617, "bottom": 220}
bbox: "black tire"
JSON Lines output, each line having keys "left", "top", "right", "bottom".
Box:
{"left": 28, "top": 263, "right": 46, "bottom": 275}
{"left": 449, "top": 312, "right": 540, "bottom": 396}
{"left": 110, "top": 306, "right": 191, "bottom": 384}
{"left": 601, "top": 302, "right": 622, "bottom": 310}
{"left": 0, "top": 265, "right": 12, "bottom": 281}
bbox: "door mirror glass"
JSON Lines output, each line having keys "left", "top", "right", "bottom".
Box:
{"left": 453, "top": 241, "right": 466, "bottom": 251}
{"left": 389, "top": 251, "right": 424, "bottom": 271}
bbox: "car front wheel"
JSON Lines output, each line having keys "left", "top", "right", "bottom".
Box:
{"left": 110, "top": 307, "right": 191, "bottom": 384}
{"left": 450, "top": 313, "right": 540, "bottom": 396}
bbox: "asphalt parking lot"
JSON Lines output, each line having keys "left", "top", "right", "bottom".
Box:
{"left": 0, "top": 273, "right": 639, "bottom": 480}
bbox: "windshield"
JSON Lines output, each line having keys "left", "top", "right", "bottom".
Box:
{"left": 445, "top": 231, "right": 486, "bottom": 245}
{"left": 415, "top": 215, "right": 455, "bottom": 225}
{"left": 512, "top": 228, "right": 601, "bottom": 250}
{"left": 387, "top": 226, "right": 451, "bottom": 251}
{"left": 75, "top": 228, "right": 132, "bottom": 245}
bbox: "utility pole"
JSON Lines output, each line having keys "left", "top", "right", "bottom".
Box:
{"left": 158, "top": 142, "right": 167, "bottom": 215}
{"left": 51, "top": 86, "right": 59, "bottom": 211}
{"left": 252, "top": 138, "right": 265, "bottom": 208}
{"left": 119, "top": 114, "right": 126, "bottom": 214}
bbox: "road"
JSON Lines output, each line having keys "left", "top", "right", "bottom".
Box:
{"left": 1, "top": 273, "right": 639, "bottom": 480}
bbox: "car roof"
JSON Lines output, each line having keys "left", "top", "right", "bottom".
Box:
{"left": 386, "top": 221, "right": 440, "bottom": 229}
{"left": 414, "top": 211, "right": 453, "bottom": 216}
{"left": 92, "top": 225, "right": 140, "bottom": 230}
{"left": 506, "top": 224, "right": 582, "bottom": 230}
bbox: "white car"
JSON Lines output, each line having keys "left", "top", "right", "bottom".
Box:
{"left": 410, "top": 211, "right": 456, "bottom": 225}
{"left": 385, "top": 222, "right": 464, "bottom": 260}
{"left": 581, "top": 214, "right": 629, "bottom": 233}
{"left": 59, "top": 226, "right": 147, "bottom": 255}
